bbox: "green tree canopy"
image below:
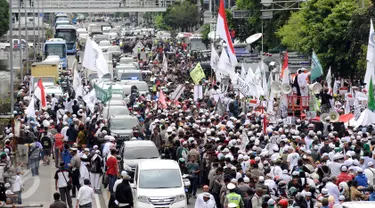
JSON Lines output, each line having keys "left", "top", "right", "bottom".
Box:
{"left": 0, "top": 0, "right": 9, "bottom": 37}
{"left": 277, "top": 0, "right": 369, "bottom": 77}
{"left": 163, "top": 1, "right": 200, "bottom": 31}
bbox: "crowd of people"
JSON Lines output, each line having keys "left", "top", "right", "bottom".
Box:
{"left": 1, "top": 33, "right": 375, "bottom": 208}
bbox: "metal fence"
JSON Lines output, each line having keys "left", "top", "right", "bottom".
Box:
{"left": 11, "top": 0, "right": 176, "bottom": 8}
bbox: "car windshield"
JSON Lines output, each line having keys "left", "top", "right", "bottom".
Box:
{"left": 123, "top": 145, "right": 159, "bottom": 160}
{"left": 120, "top": 73, "right": 142, "bottom": 81}
{"left": 55, "top": 29, "right": 77, "bottom": 42}
{"left": 139, "top": 169, "right": 182, "bottom": 189}
{"left": 104, "top": 107, "right": 129, "bottom": 117}
{"left": 110, "top": 118, "right": 137, "bottom": 130}
{"left": 45, "top": 44, "right": 66, "bottom": 58}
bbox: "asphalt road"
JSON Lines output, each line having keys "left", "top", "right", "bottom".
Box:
{"left": 20, "top": 159, "right": 198, "bottom": 208}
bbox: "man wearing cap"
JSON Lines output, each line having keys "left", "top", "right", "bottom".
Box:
{"left": 195, "top": 185, "right": 216, "bottom": 208}
{"left": 364, "top": 161, "right": 375, "bottom": 186}
{"left": 89, "top": 150, "right": 102, "bottom": 194}
{"left": 299, "top": 192, "right": 315, "bottom": 208}
{"left": 224, "top": 183, "right": 244, "bottom": 208}
{"left": 336, "top": 165, "right": 353, "bottom": 185}
{"left": 114, "top": 171, "right": 133, "bottom": 208}
{"left": 354, "top": 168, "right": 368, "bottom": 187}
{"left": 69, "top": 148, "right": 81, "bottom": 198}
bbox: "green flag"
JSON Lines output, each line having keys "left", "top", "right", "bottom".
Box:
{"left": 368, "top": 77, "right": 375, "bottom": 111}
{"left": 311, "top": 51, "right": 323, "bottom": 81}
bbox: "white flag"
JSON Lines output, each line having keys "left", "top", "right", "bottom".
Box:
{"left": 83, "top": 89, "right": 97, "bottom": 113}
{"left": 162, "top": 53, "right": 168, "bottom": 72}
{"left": 240, "top": 64, "right": 246, "bottom": 79}
{"left": 210, "top": 44, "right": 220, "bottom": 71}
{"left": 365, "top": 19, "right": 375, "bottom": 90}
{"left": 326, "top": 66, "right": 332, "bottom": 93}
{"left": 26, "top": 97, "right": 36, "bottom": 118}
{"left": 218, "top": 49, "right": 233, "bottom": 75}
{"left": 245, "top": 66, "right": 255, "bottom": 84}
{"left": 73, "top": 69, "right": 81, "bottom": 90}
{"left": 255, "top": 66, "right": 262, "bottom": 86}
{"left": 82, "top": 39, "right": 109, "bottom": 78}
{"left": 345, "top": 99, "right": 351, "bottom": 114}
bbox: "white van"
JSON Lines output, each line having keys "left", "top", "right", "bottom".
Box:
{"left": 133, "top": 160, "right": 187, "bottom": 208}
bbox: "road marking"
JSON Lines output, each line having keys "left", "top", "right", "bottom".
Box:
{"left": 94, "top": 193, "right": 101, "bottom": 208}
{"left": 22, "top": 175, "right": 40, "bottom": 199}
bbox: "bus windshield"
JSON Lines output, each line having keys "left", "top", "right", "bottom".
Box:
{"left": 55, "top": 29, "right": 77, "bottom": 43}
{"left": 44, "top": 44, "right": 66, "bottom": 58}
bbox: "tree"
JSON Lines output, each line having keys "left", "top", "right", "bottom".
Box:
{"left": 0, "top": 0, "right": 9, "bottom": 37}
{"left": 277, "top": 0, "right": 362, "bottom": 77}
{"left": 163, "top": 1, "right": 200, "bottom": 31}
{"left": 229, "top": 0, "right": 291, "bottom": 51}
{"left": 154, "top": 13, "right": 171, "bottom": 31}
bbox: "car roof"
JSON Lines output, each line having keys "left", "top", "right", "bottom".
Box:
{"left": 110, "top": 115, "right": 137, "bottom": 120}
{"left": 139, "top": 159, "right": 179, "bottom": 170}
{"left": 342, "top": 202, "right": 375, "bottom": 208}
{"left": 124, "top": 140, "right": 157, "bottom": 148}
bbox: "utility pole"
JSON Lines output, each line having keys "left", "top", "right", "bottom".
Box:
{"left": 33, "top": 0, "right": 36, "bottom": 62}
{"left": 18, "top": 0, "right": 23, "bottom": 79}
{"left": 37, "top": 0, "right": 40, "bottom": 59}
{"left": 25, "top": 1, "right": 28, "bottom": 74}
{"left": 9, "top": 0, "right": 14, "bottom": 114}
{"left": 41, "top": 0, "right": 44, "bottom": 43}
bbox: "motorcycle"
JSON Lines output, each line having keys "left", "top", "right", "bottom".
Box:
{"left": 182, "top": 174, "right": 191, "bottom": 204}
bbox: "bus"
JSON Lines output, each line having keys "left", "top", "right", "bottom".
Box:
{"left": 53, "top": 13, "right": 69, "bottom": 26}
{"left": 43, "top": 38, "right": 68, "bottom": 69}
{"left": 55, "top": 25, "right": 77, "bottom": 54}
{"left": 55, "top": 19, "right": 71, "bottom": 29}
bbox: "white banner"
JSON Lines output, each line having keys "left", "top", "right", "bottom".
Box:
{"left": 170, "top": 84, "right": 185, "bottom": 100}
{"left": 194, "top": 85, "right": 203, "bottom": 101}
{"left": 162, "top": 53, "right": 168, "bottom": 72}
{"left": 83, "top": 89, "right": 97, "bottom": 113}
{"left": 82, "top": 39, "right": 109, "bottom": 78}
{"left": 237, "top": 76, "right": 259, "bottom": 98}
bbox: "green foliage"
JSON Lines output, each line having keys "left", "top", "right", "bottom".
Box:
{"left": 45, "top": 28, "right": 53, "bottom": 39}
{"left": 154, "top": 14, "right": 171, "bottom": 31}
{"left": 163, "top": 1, "right": 199, "bottom": 31}
{"left": 0, "top": 0, "right": 9, "bottom": 37}
{"left": 232, "top": 0, "right": 290, "bottom": 51}
{"left": 277, "top": 0, "right": 366, "bottom": 77}
{"left": 201, "top": 23, "right": 211, "bottom": 45}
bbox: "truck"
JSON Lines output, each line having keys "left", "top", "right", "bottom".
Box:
{"left": 0, "top": 39, "right": 34, "bottom": 51}
{"left": 31, "top": 56, "right": 60, "bottom": 83}
{"left": 43, "top": 38, "right": 68, "bottom": 69}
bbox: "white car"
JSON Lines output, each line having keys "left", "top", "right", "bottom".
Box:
{"left": 133, "top": 160, "right": 187, "bottom": 208}
{"left": 44, "top": 85, "right": 63, "bottom": 98}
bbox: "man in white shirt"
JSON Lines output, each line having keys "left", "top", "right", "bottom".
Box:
{"left": 325, "top": 176, "right": 340, "bottom": 204}
{"left": 195, "top": 192, "right": 216, "bottom": 208}
{"left": 60, "top": 122, "right": 69, "bottom": 142}
{"left": 76, "top": 179, "right": 94, "bottom": 208}
{"left": 364, "top": 161, "right": 375, "bottom": 186}
{"left": 286, "top": 147, "right": 300, "bottom": 173}
{"left": 297, "top": 69, "right": 310, "bottom": 96}
{"left": 10, "top": 170, "right": 23, "bottom": 204}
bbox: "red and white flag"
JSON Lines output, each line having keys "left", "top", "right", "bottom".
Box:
{"left": 34, "top": 78, "right": 47, "bottom": 109}
{"left": 159, "top": 89, "right": 167, "bottom": 109}
{"left": 280, "top": 51, "right": 289, "bottom": 83}
{"left": 216, "top": 0, "right": 237, "bottom": 66}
